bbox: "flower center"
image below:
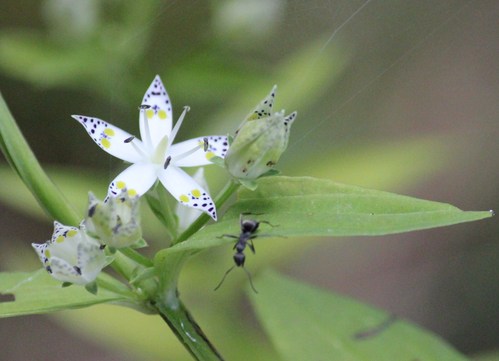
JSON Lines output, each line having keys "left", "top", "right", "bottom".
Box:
{"left": 124, "top": 105, "right": 207, "bottom": 169}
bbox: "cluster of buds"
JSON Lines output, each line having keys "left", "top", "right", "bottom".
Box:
{"left": 32, "top": 190, "right": 141, "bottom": 286}
{"left": 224, "top": 85, "right": 297, "bottom": 186}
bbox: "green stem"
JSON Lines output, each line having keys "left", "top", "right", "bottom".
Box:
{"left": 154, "top": 247, "right": 225, "bottom": 360}
{"left": 174, "top": 180, "right": 239, "bottom": 244}
{"left": 157, "top": 184, "right": 178, "bottom": 239}
{"left": 0, "top": 92, "right": 79, "bottom": 225}
{"left": 154, "top": 300, "right": 225, "bottom": 361}
{"left": 119, "top": 246, "right": 153, "bottom": 267}
{"left": 152, "top": 180, "right": 239, "bottom": 358}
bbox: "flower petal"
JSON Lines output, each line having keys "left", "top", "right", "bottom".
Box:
{"left": 171, "top": 136, "right": 229, "bottom": 167}
{"left": 108, "top": 163, "right": 158, "bottom": 198}
{"left": 72, "top": 115, "right": 144, "bottom": 163}
{"left": 158, "top": 166, "right": 217, "bottom": 220}
{"left": 175, "top": 168, "right": 207, "bottom": 232}
{"left": 49, "top": 256, "right": 85, "bottom": 284}
{"left": 76, "top": 241, "right": 108, "bottom": 283}
{"left": 140, "top": 75, "right": 173, "bottom": 149}
{"left": 245, "top": 85, "right": 277, "bottom": 121}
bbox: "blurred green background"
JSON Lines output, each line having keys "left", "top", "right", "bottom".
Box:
{"left": 0, "top": 0, "right": 497, "bottom": 360}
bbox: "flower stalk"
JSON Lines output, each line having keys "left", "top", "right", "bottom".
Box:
{"left": 155, "top": 300, "right": 225, "bottom": 361}
{"left": 174, "top": 179, "right": 240, "bottom": 244}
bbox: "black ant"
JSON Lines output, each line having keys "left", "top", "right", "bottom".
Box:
{"left": 214, "top": 213, "right": 275, "bottom": 293}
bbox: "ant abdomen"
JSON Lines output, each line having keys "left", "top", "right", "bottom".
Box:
{"left": 233, "top": 252, "right": 245, "bottom": 266}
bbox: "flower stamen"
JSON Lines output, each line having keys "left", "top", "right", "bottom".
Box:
{"left": 123, "top": 136, "right": 148, "bottom": 159}
{"left": 164, "top": 155, "right": 172, "bottom": 169}
{"left": 171, "top": 142, "right": 204, "bottom": 164}
{"left": 168, "top": 106, "right": 190, "bottom": 147}
{"left": 140, "top": 104, "right": 154, "bottom": 152}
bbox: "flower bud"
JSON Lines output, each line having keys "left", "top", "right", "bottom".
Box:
{"left": 32, "top": 222, "right": 109, "bottom": 285}
{"left": 84, "top": 190, "right": 142, "bottom": 248}
{"left": 225, "top": 85, "right": 297, "bottom": 181}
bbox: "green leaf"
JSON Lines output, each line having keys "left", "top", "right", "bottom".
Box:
{"left": 160, "top": 176, "right": 493, "bottom": 254}
{"left": 250, "top": 271, "right": 469, "bottom": 361}
{"left": 0, "top": 270, "right": 129, "bottom": 318}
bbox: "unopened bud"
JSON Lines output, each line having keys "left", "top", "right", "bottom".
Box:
{"left": 225, "top": 86, "right": 297, "bottom": 181}
{"left": 85, "top": 190, "right": 142, "bottom": 248}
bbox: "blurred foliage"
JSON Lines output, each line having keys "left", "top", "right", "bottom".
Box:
{"left": 0, "top": 0, "right": 497, "bottom": 360}
{"left": 251, "top": 271, "right": 469, "bottom": 361}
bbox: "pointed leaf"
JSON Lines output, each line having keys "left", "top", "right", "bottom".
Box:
{"left": 0, "top": 270, "right": 128, "bottom": 318}
{"left": 161, "top": 176, "right": 493, "bottom": 254}
{"left": 250, "top": 271, "right": 469, "bottom": 361}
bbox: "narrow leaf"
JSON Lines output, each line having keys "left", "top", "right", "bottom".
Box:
{"left": 0, "top": 270, "right": 128, "bottom": 318}
{"left": 250, "top": 271, "right": 469, "bottom": 361}
{"left": 161, "top": 176, "right": 493, "bottom": 254}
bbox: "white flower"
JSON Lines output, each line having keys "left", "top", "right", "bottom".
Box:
{"left": 32, "top": 222, "right": 110, "bottom": 285}
{"left": 72, "top": 75, "right": 228, "bottom": 220}
{"left": 85, "top": 190, "right": 142, "bottom": 248}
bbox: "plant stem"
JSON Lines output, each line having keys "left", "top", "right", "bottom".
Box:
{"left": 0, "top": 93, "right": 80, "bottom": 225}
{"left": 154, "top": 180, "right": 239, "bottom": 358}
{"left": 119, "top": 246, "right": 153, "bottom": 267}
{"left": 174, "top": 180, "right": 239, "bottom": 244}
{"left": 153, "top": 250, "right": 225, "bottom": 360}
{"left": 155, "top": 300, "right": 225, "bottom": 361}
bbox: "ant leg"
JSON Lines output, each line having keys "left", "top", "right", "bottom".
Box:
{"left": 239, "top": 212, "right": 264, "bottom": 224}
{"left": 247, "top": 238, "right": 256, "bottom": 254}
{"left": 259, "top": 220, "right": 279, "bottom": 227}
{"left": 214, "top": 265, "right": 236, "bottom": 291}
{"left": 217, "top": 234, "right": 238, "bottom": 239}
{"left": 242, "top": 266, "right": 258, "bottom": 293}
{"left": 240, "top": 212, "right": 264, "bottom": 216}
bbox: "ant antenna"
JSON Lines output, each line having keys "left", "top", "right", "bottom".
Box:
{"left": 214, "top": 265, "right": 258, "bottom": 293}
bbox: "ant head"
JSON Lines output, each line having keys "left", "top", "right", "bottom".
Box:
{"left": 233, "top": 252, "right": 245, "bottom": 266}
{"left": 241, "top": 219, "right": 259, "bottom": 233}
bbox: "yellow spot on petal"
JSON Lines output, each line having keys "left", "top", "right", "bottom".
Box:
{"left": 67, "top": 230, "right": 78, "bottom": 238}
{"left": 101, "top": 138, "right": 111, "bottom": 149}
{"left": 45, "top": 250, "right": 51, "bottom": 258}
{"left": 205, "top": 151, "right": 215, "bottom": 160}
{"left": 128, "top": 189, "right": 138, "bottom": 197}
{"left": 56, "top": 235, "right": 65, "bottom": 243}
{"left": 146, "top": 109, "right": 154, "bottom": 119}
{"left": 104, "top": 128, "right": 115, "bottom": 137}
{"left": 179, "top": 194, "right": 189, "bottom": 203}
{"left": 158, "top": 110, "right": 167, "bottom": 119}
{"left": 116, "top": 181, "right": 126, "bottom": 190}
{"left": 191, "top": 189, "right": 201, "bottom": 198}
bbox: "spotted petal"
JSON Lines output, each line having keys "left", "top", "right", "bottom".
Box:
{"left": 245, "top": 85, "right": 277, "bottom": 121}
{"left": 140, "top": 75, "right": 173, "bottom": 150}
{"left": 76, "top": 241, "right": 110, "bottom": 283}
{"left": 172, "top": 136, "right": 229, "bottom": 167}
{"left": 108, "top": 163, "right": 158, "bottom": 198}
{"left": 158, "top": 166, "right": 217, "bottom": 220}
{"left": 72, "top": 115, "right": 144, "bottom": 163}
